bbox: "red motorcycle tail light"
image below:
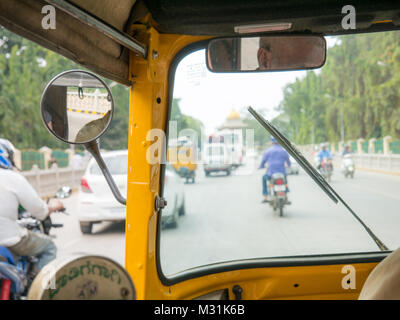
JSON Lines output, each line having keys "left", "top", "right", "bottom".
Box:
{"left": 1, "top": 279, "right": 11, "bottom": 300}
{"left": 275, "top": 179, "right": 284, "bottom": 185}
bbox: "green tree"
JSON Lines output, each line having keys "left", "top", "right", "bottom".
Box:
{"left": 170, "top": 98, "right": 204, "bottom": 145}
{"left": 276, "top": 31, "right": 400, "bottom": 144}
{"left": 0, "top": 27, "right": 130, "bottom": 151}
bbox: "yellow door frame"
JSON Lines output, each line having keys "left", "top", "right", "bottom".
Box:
{"left": 124, "top": 26, "right": 210, "bottom": 299}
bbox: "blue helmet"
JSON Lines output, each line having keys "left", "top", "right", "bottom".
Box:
{"left": 270, "top": 136, "right": 277, "bottom": 143}
{"left": 0, "top": 139, "right": 15, "bottom": 169}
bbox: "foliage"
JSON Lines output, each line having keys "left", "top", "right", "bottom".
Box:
{"left": 277, "top": 31, "right": 400, "bottom": 144}
{"left": 239, "top": 107, "right": 271, "bottom": 149}
{"left": 4, "top": 27, "right": 400, "bottom": 152}
{"left": 170, "top": 98, "right": 204, "bottom": 146}
{"left": 0, "top": 27, "right": 129, "bottom": 150}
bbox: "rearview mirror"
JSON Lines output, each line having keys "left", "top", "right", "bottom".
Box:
{"left": 207, "top": 35, "right": 326, "bottom": 72}
{"left": 41, "top": 70, "right": 126, "bottom": 206}
{"left": 41, "top": 70, "right": 113, "bottom": 144}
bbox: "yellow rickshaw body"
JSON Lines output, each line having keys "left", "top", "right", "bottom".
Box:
{"left": 2, "top": 0, "right": 399, "bottom": 300}
{"left": 168, "top": 146, "right": 198, "bottom": 173}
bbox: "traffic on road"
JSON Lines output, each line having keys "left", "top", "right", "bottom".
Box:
{"left": 42, "top": 152, "right": 400, "bottom": 278}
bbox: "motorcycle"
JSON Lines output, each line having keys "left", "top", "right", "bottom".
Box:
{"left": 0, "top": 187, "right": 71, "bottom": 300}
{"left": 319, "top": 157, "right": 333, "bottom": 182}
{"left": 268, "top": 173, "right": 289, "bottom": 217}
{"left": 342, "top": 154, "right": 355, "bottom": 178}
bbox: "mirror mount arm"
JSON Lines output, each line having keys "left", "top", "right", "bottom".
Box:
{"left": 85, "top": 140, "right": 127, "bottom": 206}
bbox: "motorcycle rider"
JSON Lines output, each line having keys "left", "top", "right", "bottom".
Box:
{"left": 342, "top": 144, "right": 352, "bottom": 156}
{"left": 258, "top": 136, "right": 291, "bottom": 203}
{"left": 317, "top": 143, "right": 333, "bottom": 170}
{"left": 341, "top": 144, "right": 355, "bottom": 177}
{"left": 0, "top": 139, "right": 64, "bottom": 271}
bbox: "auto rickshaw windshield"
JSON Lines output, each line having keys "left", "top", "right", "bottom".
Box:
{"left": 159, "top": 31, "right": 400, "bottom": 278}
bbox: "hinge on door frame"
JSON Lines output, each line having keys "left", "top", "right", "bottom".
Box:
{"left": 232, "top": 285, "right": 243, "bottom": 300}
{"left": 155, "top": 195, "right": 167, "bottom": 211}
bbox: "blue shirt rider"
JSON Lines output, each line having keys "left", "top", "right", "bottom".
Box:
{"left": 258, "top": 137, "right": 291, "bottom": 203}
{"left": 317, "top": 143, "right": 333, "bottom": 169}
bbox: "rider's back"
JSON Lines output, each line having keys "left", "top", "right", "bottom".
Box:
{"left": 264, "top": 145, "right": 289, "bottom": 175}
{"left": 0, "top": 169, "right": 48, "bottom": 247}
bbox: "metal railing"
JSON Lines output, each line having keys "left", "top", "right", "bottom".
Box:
{"left": 348, "top": 153, "right": 400, "bottom": 173}
{"left": 298, "top": 145, "right": 400, "bottom": 174}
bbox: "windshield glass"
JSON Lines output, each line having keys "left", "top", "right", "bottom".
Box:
{"left": 160, "top": 31, "right": 400, "bottom": 277}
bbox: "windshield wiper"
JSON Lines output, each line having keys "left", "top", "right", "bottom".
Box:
{"left": 248, "top": 106, "right": 388, "bottom": 251}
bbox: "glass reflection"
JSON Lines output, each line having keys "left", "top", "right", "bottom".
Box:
{"left": 41, "top": 72, "right": 112, "bottom": 144}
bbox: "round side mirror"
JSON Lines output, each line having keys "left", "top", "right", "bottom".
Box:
{"left": 41, "top": 70, "right": 114, "bottom": 144}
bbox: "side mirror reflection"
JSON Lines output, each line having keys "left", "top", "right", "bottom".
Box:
{"left": 41, "top": 70, "right": 113, "bottom": 144}
{"left": 41, "top": 70, "right": 126, "bottom": 206}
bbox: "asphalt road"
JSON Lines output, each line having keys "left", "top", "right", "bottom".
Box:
{"left": 51, "top": 197, "right": 125, "bottom": 265}
{"left": 50, "top": 156, "right": 400, "bottom": 276}
{"left": 67, "top": 110, "right": 103, "bottom": 142}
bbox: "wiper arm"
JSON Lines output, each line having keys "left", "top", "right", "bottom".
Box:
{"left": 248, "top": 107, "right": 338, "bottom": 203}
{"left": 248, "top": 107, "right": 388, "bottom": 251}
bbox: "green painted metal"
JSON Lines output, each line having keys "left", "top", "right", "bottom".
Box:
{"left": 351, "top": 141, "right": 357, "bottom": 152}
{"left": 52, "top": 149, "right": 69, "bottom": 168}
{"left": 389, "top": 140, "right": 400, "bottom": 154}
{"left": 362, "top": 141, "right": 369, "bottom": 153}
{"left": 374, "top": 139, "right": 384, "bottom": 153}
{"left": 21, "top": 150, "right": 45, "bottom": 171}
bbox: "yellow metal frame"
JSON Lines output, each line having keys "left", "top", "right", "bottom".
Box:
{"left": 125, "top": 27, "right": 210, "bottom": 299}
{"left": 163, "top": 262, "right": 379, "bottom": 300}
{"left": 124, "top": 27, "right": 383, "bottom": 300}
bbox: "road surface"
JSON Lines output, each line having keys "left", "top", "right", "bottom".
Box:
{"left": 67, "top": 110, "right": 104, "bottom": 142}
{"left": 50, "top": 156, "right": 400, "bottom": 276}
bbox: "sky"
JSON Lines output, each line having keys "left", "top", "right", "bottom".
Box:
{"left": 172, "top": 36, "right": 338, "bottom": 134}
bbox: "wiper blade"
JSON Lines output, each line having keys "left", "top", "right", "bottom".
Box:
{"left": 248, "top": 107, "right": 388, "bottom": 251}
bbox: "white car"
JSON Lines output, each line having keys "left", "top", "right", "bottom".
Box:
{"left": 161, "top": 164, "right": 185, "bottom": 228}
{"left": 78, "top": 150, "right": 128, "bottom": 234}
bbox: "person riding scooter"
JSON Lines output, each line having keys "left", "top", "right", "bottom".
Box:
{"left": 317, "top": 143, "right": 333, "bottom": 169}
{"left": 342, "top": 144, "right": 351, "bottom": 156}
{"left": 258, "top": 136, "right": 291, "bottom": 203}
{"left": 341, "top": 144, "right": 355, "bottom": 178}
{"left": 317, "top": 143, "right": 333, "bottom": 181}
{"left": 0, "top": 139, "right": 64, "bottom": 272}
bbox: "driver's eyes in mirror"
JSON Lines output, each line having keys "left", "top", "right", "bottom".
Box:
{"left": 41, "top": 71, "right": 113, "bottom": 144}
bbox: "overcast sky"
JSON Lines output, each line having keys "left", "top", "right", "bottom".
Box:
{"left": 173, "top": 36, "right": 337, "bottom": 134}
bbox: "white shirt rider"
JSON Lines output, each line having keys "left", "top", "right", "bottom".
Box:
{"left": 0, "top": 168, "right": 50, "bottom": 246}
